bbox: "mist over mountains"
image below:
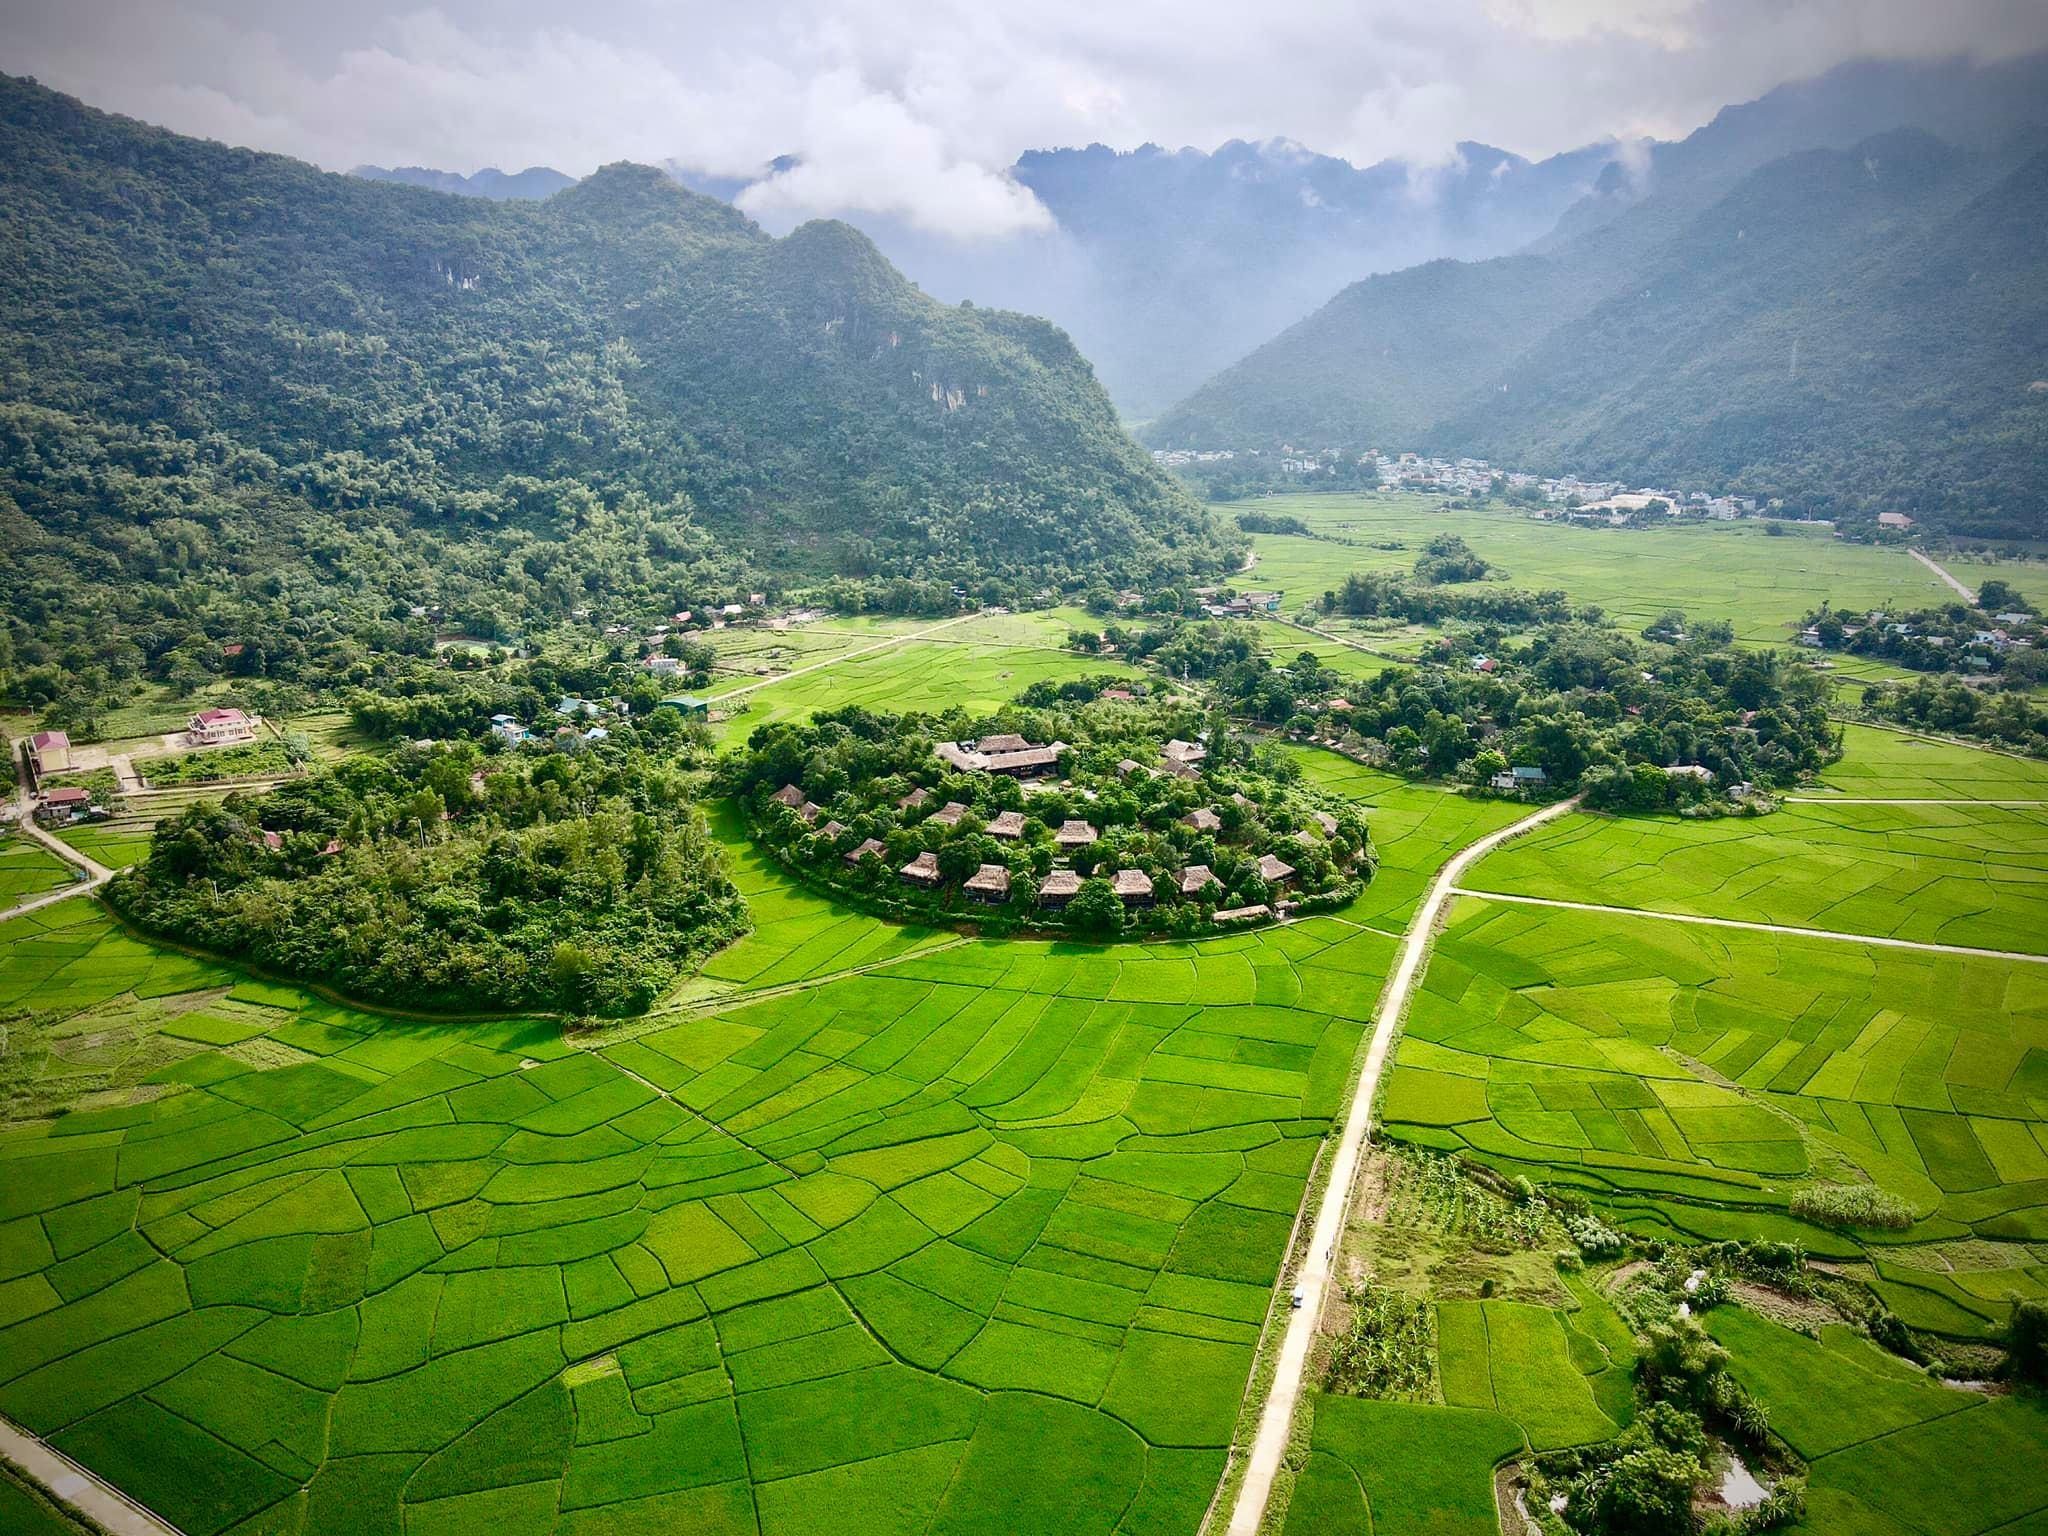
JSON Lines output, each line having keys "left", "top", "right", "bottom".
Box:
{"left": 1143, "top": 52, "right": 2048, "bottom": 537}
{"left": 352, "top": 52, "right": 2048, "bottom": 432}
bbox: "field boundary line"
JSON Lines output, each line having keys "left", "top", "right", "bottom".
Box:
{"left": 1221, "top": 794, "right": 1581, "bottom": 1536}
{"left": 706, "top": 610, "right": 985, "bottom": 703}
{"left": 1448, "top": 888, "right": 2048, "bottom": 963}
{"left": 1783, "top": 797, "right": 2047, "bottom": 806}
{"left": 0, "top": 1410, "right": 188, "bottom": 1536}
{"left": 1263, "top": 612, "right": 1415, "bottom": 665}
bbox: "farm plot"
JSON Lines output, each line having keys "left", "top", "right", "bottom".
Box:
{"left": 1706, "top": 1305, "right": 2048, "bottom": 1536}
{"left": 707, "top": 639, "right": 1144, "bottom": 744}
{"left": 0, "top": 834, "right": 76, "bottom": 905}
{"left": 1433, "top": 1299, "right": 1620, "bottom": 1450}
{"left": 1281, "top": 1396, "right": 1522, "bottom": 1536}
{"left": 668, "top": 805, "right": 951, "bottom": 1004}
{"left": 1814, "top": 723, "right": 2048, "bottom": 801}
{"left": 1464, "top": 800, "right": 2048, "bottom": 954}
{"left": 1377, "top": 898, "right": 2048, "bottom": 1255}
{"left": 1287, "top": 748, "right": 1528, "bottom": 932}
{"left": 1263, "top": 632, "right": 1407, "bottom": 685}
{"left": 1236, "top": 493, "right": 1952, "bottom": 643}
{"left": 0, "top": 887, "right": 1400, "bottom": 1535}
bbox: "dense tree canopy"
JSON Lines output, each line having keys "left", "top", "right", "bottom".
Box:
{"left": 0, "top": 74, "right": 1236, "bottom": 723}
{"left": 112, "top": 740, "right": 743, "bottom": 1016}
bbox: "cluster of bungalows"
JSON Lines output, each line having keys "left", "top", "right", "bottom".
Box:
{"left": 807, "top": 724, "right": 1314, "bottom": 917}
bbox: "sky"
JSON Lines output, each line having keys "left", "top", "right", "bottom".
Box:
{"left": 7, "top": 0, "right": 2047, "bottom": 238}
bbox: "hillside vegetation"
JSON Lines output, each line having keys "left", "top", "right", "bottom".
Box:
{"left": 1148, "top": 129, "right": 2048, "bottom": 537}
{"left": 0, "top": 74, "right": 1231, "bottom": 713}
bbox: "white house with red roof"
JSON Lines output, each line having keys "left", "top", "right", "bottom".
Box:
{"left": 188, "top": 707, "right": 256, "bottom": 746}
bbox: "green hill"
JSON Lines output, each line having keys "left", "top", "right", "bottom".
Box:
{"left": 1145, "top": 130, "right": 2048, "bottom": 537}
{"left": 0, "top": 74, "right": 1229, "bottom": 687}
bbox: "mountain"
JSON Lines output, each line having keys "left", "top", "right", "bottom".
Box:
{"left": 1434, "top": 131, "right": 2048, "bottom": 534}
{"left": 1538, "top": 51, "right": 2048, "bottom": 251}
{"left": 349, "top": 163, "right": 577, "bottom": 199}
{"left": 0, "top": 75, "right": 1229, "bottom": 677}
{"left": 1145, "top": 60, "right": 2048, "bottom": 538}
{"left": 678, "top": 135, "right": 1631, "bottom": 420}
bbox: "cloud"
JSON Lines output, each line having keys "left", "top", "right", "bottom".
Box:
{"left": 727, "top": 70, "right": 1053, "bottom": 239}
{"left": 5, "top": 0, "right": 2046, "bottom": 239}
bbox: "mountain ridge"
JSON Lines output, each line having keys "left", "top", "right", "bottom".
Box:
{"left": 1145, "top": 123, "right": 2048, "bottom": 536}
{"left": 0, "top": 72, "right": 1231, "bottom": 682}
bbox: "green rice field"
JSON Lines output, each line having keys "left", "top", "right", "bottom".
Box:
{"left": 1708, "top": 1307, "right": 2048, "bottom": 1536}
{"left": 706, "top": 635, "right": 1144, "bottom": 743}
{"left": 1464, "top": 800, "right": 2048, "bottom": 954}
{"left": 0, "top": 851, "right": 1399, "bottom": 1535}
{"left": 1380, "top": 897, "right": 2048, "bottom": 1266}
{"left": 0, "top": 835, "right": 77, "bottom": 906}
{"left": 1233, "top": 493, "right": 1962, "bottom": 643}
{"left": 8, "top": 589, "right": 2048, "bottom": 1535}
{"left": 1815, "top": 724, "right": 2048, "bottom": 800}
{"left": 1288, "top": 749, "right": 1529, "bottom": 932}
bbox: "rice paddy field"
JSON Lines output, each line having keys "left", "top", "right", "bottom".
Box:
{"left": 1379, "top": 898, "right": 2048, "bottom": 1267}
{"left": 1706, "top": 1307, "right": 2048, "bottom": 1536}
{"left": 1815, "top": 724, "right": 2048, "bottom": 800}
{"left": 1463, "top": 800, "right": 2048, "bottom": 954}
{"left": 705, "top": 632, "right": 1144, "bottom": 743}
{"left": 1288, "top": 750, "right": 1529, "bottom": 932}
{"left": 1232, "top": 493, "right": 1962, "bottom": 643}
{"left": 7, "top": 599, "right": 2048, "bottom": 1536}
{"left": 0, "top": 826, "right": 1403, "bottom": 1536}
{"left": 0, "top": 834, "right": 77, "bottom": 907}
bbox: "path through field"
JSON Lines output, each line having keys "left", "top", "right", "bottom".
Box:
{"left": 1223, "top": 795, "right": 1581, "bottom": 1536}
{"left": 0, "top": 1415, "right": 184, "bottom": 1536}
{"left": 3, "top": 742, "right": 115, "bottom": 921}
{"left": 710, "top": 610, "right": 984, "bottom": 701}
{"left": 1446, "top": 887, "right": 2048, "bottom": 963}
{"left": 1910, "top": 547, "right": 1976, "bottom": 601}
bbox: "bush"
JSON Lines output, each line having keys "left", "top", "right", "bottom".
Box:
{"left": 1568, "top": 1212, "right": 1627, "bottom": 1259}
{"left": 1788, "top": 1184, "right": 1914, "bottom": 1230}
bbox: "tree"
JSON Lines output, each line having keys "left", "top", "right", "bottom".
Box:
{"left": 1064, "top": 877, "right": 1125, "bottom": 936}
{"left": 2009, "top": 1298, "right": 2048, "bottom": 1385}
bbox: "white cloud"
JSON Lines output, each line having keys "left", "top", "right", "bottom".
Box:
{"left": 5, "top": 0, "right": 2045, "bottom": 238}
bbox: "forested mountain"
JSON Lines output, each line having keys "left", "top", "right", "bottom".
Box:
{"left": 349, "top": 163, "right": 576, "bottom": 199}
{"left": 673, "top": 136, "right": 1630, "bottom": 420}
{"left": 349, "top": 56, "right": 2048, "bottom": 425}
{"left": 0, "top": 75, "right": 1228, "bottom": 708}
{"left": 1146, "top": 124, "right": 2048, "bottom": 537}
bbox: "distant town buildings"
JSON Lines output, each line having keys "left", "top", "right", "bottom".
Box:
{"left": 1153, "top": 444, "right": 1773, "bottom": 523}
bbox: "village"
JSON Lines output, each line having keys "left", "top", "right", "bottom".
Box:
{"left": 1153, "top": 444, "right": 1788, "bottom": 523}
{"left": 16, "top": 706, "right": 265, "bottom": 829}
